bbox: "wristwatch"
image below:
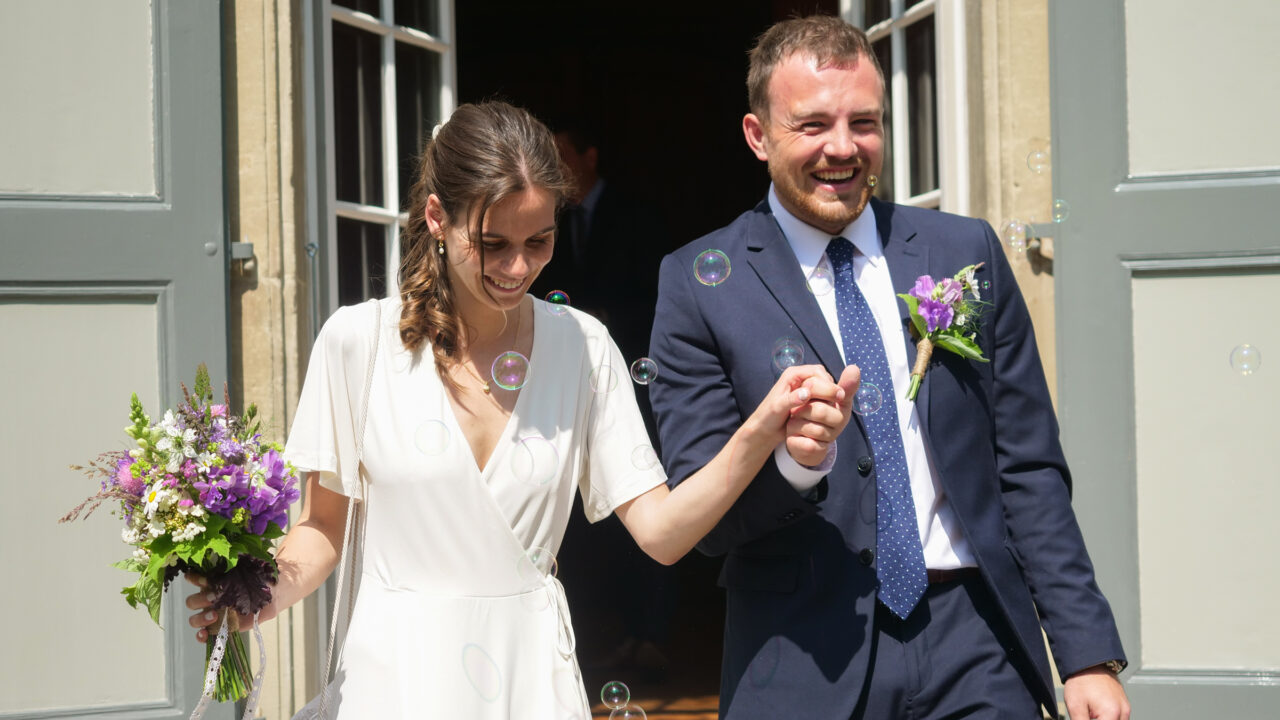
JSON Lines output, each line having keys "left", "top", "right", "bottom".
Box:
{"left": 1101, "top": 659, "right": 1126, "bottom": 675}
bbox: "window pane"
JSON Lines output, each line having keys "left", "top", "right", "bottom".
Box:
{"left": 906, "top": 15, "right": 938, "bottom": 196}
{"left": 333, "top": 0, "right": 380, "bottom": 17}
{"left": 394, "top": 0, "right": 439, "bottom": 36}
{"left": 873, "top": 38, "right": 894, "bottom": 203}
{"left": 864, "top": 0, "right": 890, "bottom": 27}
{"left": 337, "top": 218, "right": 388, "bottom": 305}
{"left": 396, "top": 43, "right": 441, "bottom": 210}
{"left": 332, "top": 23, "right": 385, "bottom": 206}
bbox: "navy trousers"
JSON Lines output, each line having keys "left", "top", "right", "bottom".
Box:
{"left": 851, "top": 574, "right": 1045, "bottom": 720}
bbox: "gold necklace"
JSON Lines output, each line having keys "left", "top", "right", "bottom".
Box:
{"left": 459, "top": 305, "right": 523, "bottom": 394}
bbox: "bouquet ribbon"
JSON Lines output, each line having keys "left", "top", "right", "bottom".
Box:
{"left": 189, "top": 613, "right": 266, "bottom": 720}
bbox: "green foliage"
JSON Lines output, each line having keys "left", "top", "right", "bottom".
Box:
{"left": 934, "top": 333, "right": 989, "bottom": 362}
{"left": 897, "top": 293, "right": 928, "bottom": 338}
{"left": 194, "top": 363, "right": 212, "bottom": 402}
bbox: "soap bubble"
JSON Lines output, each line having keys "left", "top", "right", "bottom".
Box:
{"left": 461, "top": 644, "right": 502, "bottom": 702}
{"left": 1027, "top": 148, "right": 1049, "bottom": 174}
{"left": 1000, "top": 219, "right": 1028, "bottom": 253}
{"left": 807, "top": 266, "right": 835, "bottom": 296}
{"left": 545, "top": 289, "right": 571, "bottom": 315}
{"left": 491, "top": 351, "right": 529, "bottom": 391}
{"left": 772, "top": 337, "right": 805, "bottom": 373}
{"left": 510, "top": 435, "right": 558, "bottom": 486}
{"left": 630, "top": 357, "right": 658, "bottom": 385}
{"left": 601, "top": 681, "right": 630, "bottom": 709}
{"left": 414, "top": 420, "right": 450, "bottom": 456}
{"left": 610, "top": 707, "right": 648, "bottom": 720}
{"left": 1052, "top": 199, "right": 1070, "bottom": 223}
{"left": 694, "top": 249, "right": 731, "bottom": 286}
{"left": 590, "top": 365, "right": 619, "bottom": 393}
{"left": 853, "top": 382, "right": 882, "bottom": 415}
{"left": 632, "top": 444, "right": 660, "bottom": 470}
{"left": 1230, "top": 344, "right": 1261, "bottom": 375}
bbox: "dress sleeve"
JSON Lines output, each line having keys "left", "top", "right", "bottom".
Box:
{"left": 283, "top": 302, "right": 374, "bottom": 500}
{"left": 578, "top": 326, "right": 666, "bottom": 524}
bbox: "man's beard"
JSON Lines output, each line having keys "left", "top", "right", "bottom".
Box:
{"left": 769, "top": 158, "right": 871, "bottom": 234}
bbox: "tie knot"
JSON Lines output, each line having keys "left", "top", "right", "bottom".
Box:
{"left": 826, "top": 236, "right": 854, "bottom": 270}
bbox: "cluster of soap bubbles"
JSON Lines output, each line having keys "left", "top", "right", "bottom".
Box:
{"left": 998, "top": 148, "right": 1071, "bottom": 253}
{"left": 601, "top": 681, "right": 646, "bottom": 719}
{"left": 1230, "top": 344, "right": 1261, "bottom": 375}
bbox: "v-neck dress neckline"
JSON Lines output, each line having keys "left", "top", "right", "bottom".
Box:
{"left": 440, "top": 300, "right": 541, "bottom": 480}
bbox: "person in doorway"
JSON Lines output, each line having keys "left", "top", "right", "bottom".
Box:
{"left": 184, "top": 100, "right": 858, "bottom": 717}
{"left": 648, "top": 15, "right": 1130, "bottom": 720}
{"left": 533, "top": 119, "right": 678, "bottom": 680}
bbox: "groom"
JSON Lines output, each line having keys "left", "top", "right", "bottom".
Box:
{"left": 648, "top": 15, "right": 1130, "bottom": 720}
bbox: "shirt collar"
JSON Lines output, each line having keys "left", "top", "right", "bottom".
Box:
{"left": 767, "top": 184, "right": 882, "bottom": 271}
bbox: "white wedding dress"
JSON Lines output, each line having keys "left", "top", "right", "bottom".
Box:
{"left": 285, "top": 297, "right": 664, "bottom": 718}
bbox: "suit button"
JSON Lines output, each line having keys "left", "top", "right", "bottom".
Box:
{"left": 859, "top": 548, "right": 875, "bottom": 565}
{"left": 857, "top": 456, "right": 874, "bottom": 475}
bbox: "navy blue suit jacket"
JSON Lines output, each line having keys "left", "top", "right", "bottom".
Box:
{"left": 648, "top": 198, "right": 1125, "bottom": 718}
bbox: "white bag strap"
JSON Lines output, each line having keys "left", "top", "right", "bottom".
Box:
{"left": 317, "top": 298, "right": 380, "bottom": 718}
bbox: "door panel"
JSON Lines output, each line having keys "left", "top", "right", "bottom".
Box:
{"left": 0, "top": 1, "right": 232, "bottom": 717}
{"left": 1050, "top": 1, "right": 1279, "bottom": 716}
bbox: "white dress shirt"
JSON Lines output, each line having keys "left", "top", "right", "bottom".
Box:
{"left": 768, "top": 186, "right": 975, "bottom": 569}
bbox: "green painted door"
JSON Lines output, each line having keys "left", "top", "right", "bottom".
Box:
{"left": 0, "top": 1, "right": 233, "bottom": 717}
{"left": 1049, "top": 2, "right": 1279, "bottom": 717}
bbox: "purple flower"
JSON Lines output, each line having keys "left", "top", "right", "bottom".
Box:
{"left": 909, "top": 275, "right": 936, "bottom": 301}
{"left": 116, "top": 457, "right": 145, "bottom": 496}
{"left": 936, "top": 278, "right": 963, "bottom": 306}
{"left": 917, "top": 298, "right": 955, "bottom": 333}
{"left": 193, "top": 465, "right": 251, "bottom": 518}
{"left": 219, "top": 438, "right": 245, "bottom": 465}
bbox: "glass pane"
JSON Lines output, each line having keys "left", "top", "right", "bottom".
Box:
{"left": 333, "top": 0, "right": 380, "bottom": 17}
{"left": 337, "top": 218, "right": 388, "bottom": 305}
{"left": 394, "top": 0, "right": 439, "bottom": 36}
{"left": 332, "top": 23, "right": 385, "bottom": 206}
{"left": 396, "top": 42, "right": 441, "bottom": 210}
{"left": 873, "top": 38, "right": 894, "bottom": 203}
{"left": 906, "top": 15, "right": 938, "bottom": 197}
{"left": 864, "top": 0, "right": 890, "bottom": 27}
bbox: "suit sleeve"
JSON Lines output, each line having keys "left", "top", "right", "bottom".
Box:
{"left": 983, "top": 222, "right": 1126, "bottom": 675}
{"left": 648, "top": 252, "right": 819, "bottom": 557}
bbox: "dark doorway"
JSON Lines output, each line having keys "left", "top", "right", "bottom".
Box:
{"left": 456, "top": 1, "right": 837, "bottom": 714}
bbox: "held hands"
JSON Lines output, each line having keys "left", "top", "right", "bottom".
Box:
{"left": 756, "top": 365, "right": 861, "bottom": 464}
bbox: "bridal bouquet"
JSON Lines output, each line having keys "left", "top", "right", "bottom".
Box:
{"left": 897, "top": 263, "right": 990, "bottom": 401}
{"left": 62, "top": 365, "right": 300, "bottom": 705}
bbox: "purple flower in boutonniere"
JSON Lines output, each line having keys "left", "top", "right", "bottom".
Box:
{"left": 897, "top": 263, "right": 991, "bottom": 401}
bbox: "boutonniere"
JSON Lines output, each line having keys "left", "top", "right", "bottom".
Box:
{"left": 897, "top": 263, "right": 990, "bottom": 401}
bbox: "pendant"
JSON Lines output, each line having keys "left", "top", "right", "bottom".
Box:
{"left": 482, "top": 382, "right": 490, "bottom": 394}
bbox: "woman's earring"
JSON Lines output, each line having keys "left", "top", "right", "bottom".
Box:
{"left": 437, "top": 238, "right": 445, "bottom": 256}
{"left": 867, "top": 174, "right": 879, "bottom": 188}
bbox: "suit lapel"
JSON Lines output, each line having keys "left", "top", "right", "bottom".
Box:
{"left": 742, "top": 201, "right": 845, "bottom": 379}
{"left": 874, "top": 199, "right": 933, "bottom": 421}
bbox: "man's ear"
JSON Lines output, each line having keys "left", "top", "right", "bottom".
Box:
{"left": 743, "top": 113, "right": 769, "bottom": 162}
{"left": 584, "top": 146, "right": 599, "bottom": 174}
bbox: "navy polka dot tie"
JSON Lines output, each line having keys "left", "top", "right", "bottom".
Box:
{"left": 827, "top": 237, "right": 928, "bottom": 619}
